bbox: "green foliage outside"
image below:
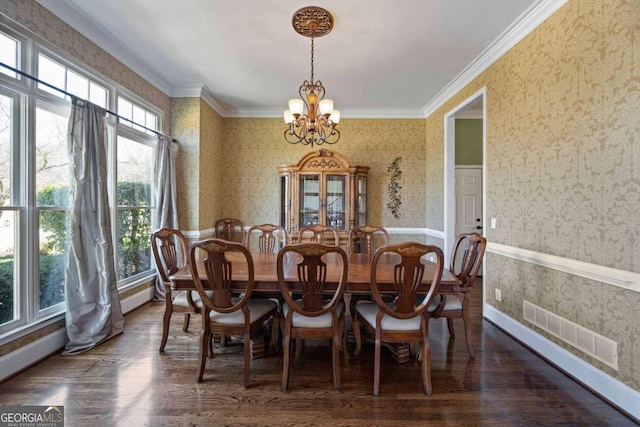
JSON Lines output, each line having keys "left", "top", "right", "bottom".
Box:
{"left": 117, "top": 181, "right": 152, "bottom": 279}
{"left": 0, "top": 181, "right": 153, "bottom": 324}
{"left": 0, "top": 257, "right": 14, "bottom": 324}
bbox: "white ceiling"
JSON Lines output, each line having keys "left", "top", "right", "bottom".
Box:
{"left": 37, "top": 0, "right": 547, "bottom": 118}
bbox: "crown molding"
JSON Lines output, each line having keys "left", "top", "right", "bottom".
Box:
{"left": 38, "top": 0, "right": 568, "bottom": 120}
{"left": 422, "top": 0, "right": 569, "bottom": 118}
{"left": 36, "top": 0, "right": 174, "bottom": 95}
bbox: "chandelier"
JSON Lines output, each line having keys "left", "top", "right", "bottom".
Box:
{"left": 283, "top": 6, "right": 340, "bottom": 146}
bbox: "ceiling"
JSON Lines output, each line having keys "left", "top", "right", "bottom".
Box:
{"left": 37, "top": 0, "right": 542, "bottom": 118}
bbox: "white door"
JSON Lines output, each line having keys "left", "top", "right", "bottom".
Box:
{"left": 455, "top": 167, "right": 483, "bottom": 272}
{"left": 455, "top": 167, "right": 482, "bottom": 235}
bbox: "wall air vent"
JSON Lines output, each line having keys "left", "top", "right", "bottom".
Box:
{"left": 523, "top": 300, "right": 618, "bottom": 370}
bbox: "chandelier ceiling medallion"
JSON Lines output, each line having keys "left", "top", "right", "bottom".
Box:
{"left": 283, "top": 6, "right": 340, "bottom": 146}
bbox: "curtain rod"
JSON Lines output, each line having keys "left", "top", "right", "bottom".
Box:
{"left": 0, "top": 61, "right": 177, "bottom": 142}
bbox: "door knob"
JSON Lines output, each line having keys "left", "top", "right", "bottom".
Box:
{"left": 476, "top": 225, "right": 483, "bottom": 230}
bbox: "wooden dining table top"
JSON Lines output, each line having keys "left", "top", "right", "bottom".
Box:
{"left": 169, "top": 251, "right": 461, "bottom": 295}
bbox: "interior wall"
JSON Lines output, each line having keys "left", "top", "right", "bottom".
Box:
{"left": 425, "top": 0, "right": 640, "bottom": 391}
{"left": 219, "top": 118, "right": 427, "bottom": 230}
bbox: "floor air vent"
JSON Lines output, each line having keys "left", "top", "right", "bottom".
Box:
{"left": 523, "top": 300, "right": 618, "bottom": 370}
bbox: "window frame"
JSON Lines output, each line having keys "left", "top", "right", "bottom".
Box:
{"left": 0, "top": 21, "right": 165, "bottom": 340}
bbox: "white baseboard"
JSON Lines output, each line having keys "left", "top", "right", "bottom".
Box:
{"left": 0, "top": 286, "right": 154, "bottom": 383}
{"left": 121, "top": 284, "right": 155, "bottom": 314}
{"left": 0, "top": 327, "right": 67, "bottom": 382}
{"left": 484, "top": 304, "right": 640, "bottom": 421}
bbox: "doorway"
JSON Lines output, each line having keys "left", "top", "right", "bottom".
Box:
{"left": 443, "top": 88, "right": 486, "bottom": 267}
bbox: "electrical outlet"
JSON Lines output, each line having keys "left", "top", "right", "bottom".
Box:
{"left": 495, "top": 288, "right": 502, "bottom": 302}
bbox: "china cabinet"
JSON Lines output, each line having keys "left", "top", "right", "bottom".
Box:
{"left": 278, "top": 149, "right": 369, "bottom": 242}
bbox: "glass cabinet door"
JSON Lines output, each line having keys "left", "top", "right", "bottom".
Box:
{"left": 326, "top": 175, "right": 346, "bottom": 231}
{"left": 357, "top": 175, "right": 367, "bottom": 227}
{"left": 299, "top": 175, "right": 320, "bottom": 227}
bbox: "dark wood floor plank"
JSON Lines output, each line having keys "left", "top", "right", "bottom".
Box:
{"left": 0, "top": 281, "right": 636, "bottom": 426}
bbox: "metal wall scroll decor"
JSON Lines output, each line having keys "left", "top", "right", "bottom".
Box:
{"left": 387, "top": 157, "right": 402, "bottom": 219}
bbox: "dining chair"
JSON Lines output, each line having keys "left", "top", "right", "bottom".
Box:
{"left": 347, "top": 225, "right": 389, "bottom": 256}
{"left": 429, "top": 232, "right": 486, "bottom": 359}
{"left": 246, "top": 223, "right": 287, "bottom": 252}
{"left": 214, "top": 217, "right": 245, "bottom": 242}
{"left": 298, "top": 224, "right": 339, "bottom": 246}
{"left": 352, "top": 242, "right": 444, "bottom": 396}
{"left": 189, "top": 238, "right": 278, "bottom": 386}
{"left": 246, "top": 223, "right": 288, "bottom": 348}
{"left": 151, "top": 228, "right": 201, "bottom": 352}
{"left": 347, "top": 225, "right": 390, "bottom": 316}
{"left": 276, "top": 243, "right": 349, "bottom": 391}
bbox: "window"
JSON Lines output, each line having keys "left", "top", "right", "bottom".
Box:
{"left": 0, "top": 32, "right": 19, "bottom": 79}
{"left": 0, "top": 90, "right": 19, "bottom": 329}
{"left": 117, "top": 96, "right": 158, "bottom": 135}
{"left": 116, "top": 136, "right": 154, "bottom": 281}
{"left": 35, "top": 100, "right": 70, "bottom": 313}
{"left": 37, "top": 54, "right": 108, "bottom": 109}
{"left": 0, "top": 25, "right": 162, "bottom": 336}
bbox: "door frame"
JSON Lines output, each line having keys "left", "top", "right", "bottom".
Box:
{"left": 443, "top": 87, "right": 486, "bottom": 266}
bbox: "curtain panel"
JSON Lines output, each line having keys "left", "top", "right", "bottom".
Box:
{"left": 153, "top": 135, "right": 179, "bottom": 299}
{"left": 63, "top": 97, "right": 124, "bottom": 355}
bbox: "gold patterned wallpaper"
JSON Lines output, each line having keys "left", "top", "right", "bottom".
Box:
{"left": 179, "top": 117, "right": 428, "bottom": 231}
{"left": 425, "top": 0, "right": 640, "bottom": 390}
{"left": 455, "top": 119, "right": 483, "bottom": 165}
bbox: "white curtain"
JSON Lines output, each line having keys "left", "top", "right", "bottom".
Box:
{"left": 153, "top": 134, "right": 179, "bottom": 299}
{"left": 63, "top": 97, "right": 124, "bottom": 355}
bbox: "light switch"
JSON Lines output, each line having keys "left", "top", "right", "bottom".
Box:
{"left": 491, "top": 218, "right": 497, "bottom": 229}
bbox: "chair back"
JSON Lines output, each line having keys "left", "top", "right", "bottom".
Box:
{"left": 277, "top": 243, "right": 348, "bottom": 316}
{"left": 298, "top": 225, "right": 339, "bottom": 246}
{"left": 348, "top": 225, "right": 389, "bottom": 256}
{"left": 189, "top": 238, "right": 254, "bottom": 314}
{"left": 214, "top": 217, "right": 245, "bottom": 242}
{"left": 151, "top": 228, "right": 188, "bottom": 282}
{"left": 449, "top": 233, "right": 486, "bottom": 289}
{"left": 370, "top": 242, "right": 444, "bottom": 319}
{"left": 246, "top": 224, "right": 287, "bottom": 253}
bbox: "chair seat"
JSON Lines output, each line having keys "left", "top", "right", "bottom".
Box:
{"left": 283, "top": 300, "right": 345, "bottom": 328}
{"left": 355, "top": 301, "right": 422, "bottom": 331}
{"left": 428, "top": 294, "right": 463, "bottom": 312}
{"left": 208, "top": 298, "right": 278, "bottom": 325}
{"left": 172, "top": 290, "right": 214, "bottom": 308}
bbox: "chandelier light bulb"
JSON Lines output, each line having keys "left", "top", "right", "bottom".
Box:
{"left": 329, "top": 109, "right": 340, "bottom": 124}
{"left": 288, "top": 99, "right": 304, "bottom": 116}
{"left": 319, "top": 99, "right": 334, "bottom": 116}
{"left": 283, "top": 110, "right": 294, "bottom": 124}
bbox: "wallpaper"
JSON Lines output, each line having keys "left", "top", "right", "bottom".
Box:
{"left": 425, "top": 0, "right": 640, "bottom": 390}
{"left": 171, "top": 98, "right": 201, "bottom": 231}
{"left": 455, "top": 119, "right": 483, "bottom": 165}
{"left": 217, "top": 118, "right": 427, "bottom": 230}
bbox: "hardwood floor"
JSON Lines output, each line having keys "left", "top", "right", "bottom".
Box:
{"left": 0, "top": 281, "right": 636, "bottom": 426}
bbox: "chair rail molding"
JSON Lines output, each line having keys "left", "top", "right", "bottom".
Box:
{"left": 487, "top": 242, "right": 640, "bottom": 293}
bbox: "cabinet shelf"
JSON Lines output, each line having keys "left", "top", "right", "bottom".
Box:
{"left": 278, "top": 149, "right": 369, "bottom": 239}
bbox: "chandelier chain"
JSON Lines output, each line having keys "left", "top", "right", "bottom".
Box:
{"left": 310, "top": 38, "right": 315, "bottom": 83}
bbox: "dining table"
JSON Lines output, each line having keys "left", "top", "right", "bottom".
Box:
{"left": 169, "top": 250, "right": 461, "bottom": 361}
{"left": 170, "top": 251, "right": 461, "bottom": 294}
